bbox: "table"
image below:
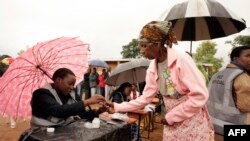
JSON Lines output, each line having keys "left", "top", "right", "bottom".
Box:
{"left": 23, "top": 119, "right": 131, "bottom": 141}
{"left": 128, "top": 110, "right": 151, "bottom": 139}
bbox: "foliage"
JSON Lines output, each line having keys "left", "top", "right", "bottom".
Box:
{"left": 121, "top": 39, "right": 141, "bottom": 58}
{"left": 196, "top": 65, "right": 209, "bottom": 85}
{"left": 0, "top": 54, "right": 10, "bottom": 60}
{"left": 225, "top": 35, "right": 250, "bottom": 47}
{"left": 194, "top": 41, "right": 223, "bottom": 80}
{"left": 17, "top": 49, "right": 25, "bottom": 56}
{"left": 0, "top": 54, "right": 11, "bottom": 76}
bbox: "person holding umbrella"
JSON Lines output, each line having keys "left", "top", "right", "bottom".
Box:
{"left": 30, "top": 68, "right": 106, "bottom": 128}
{"left": 106, "top": 21, "right": 214, "bottom": 140}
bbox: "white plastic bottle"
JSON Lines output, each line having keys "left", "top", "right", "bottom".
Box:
{"left": 92, "top": 118, "right": 100, "bottom": 128}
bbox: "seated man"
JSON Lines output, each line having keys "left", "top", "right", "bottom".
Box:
{"left": 30, "top": 68, "right": 106, "bottom": 128}
{"left": 207, "top": 46, "right": 250, "bottom": 136}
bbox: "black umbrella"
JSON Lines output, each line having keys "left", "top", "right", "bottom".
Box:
{"left": 105, "top": 59, "right": 151, "bottom": 86}
{"left": 161, "top": 0, "right": 246, "bottom": 53}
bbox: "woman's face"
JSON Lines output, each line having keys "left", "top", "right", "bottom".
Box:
{"left": 123, "top": 86, "right": 132, "bottom": 96}
{"left": 139, "top": 41, "right": 160, "bottom": 60}
{"left": 235, "top": 49, "right": 250, "bottom": 71}
{"left": 56, "top": 74, "right": 76, "bottom": 95}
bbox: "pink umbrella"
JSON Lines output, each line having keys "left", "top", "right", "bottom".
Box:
{"left": 0, "top": 37, "right": 89, "bottom": 119}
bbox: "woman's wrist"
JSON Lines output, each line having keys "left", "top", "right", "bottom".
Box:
{"left": 161, "top": 118, "right": 170, "bottom": 125}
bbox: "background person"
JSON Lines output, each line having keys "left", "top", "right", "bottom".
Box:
{"left": 104, "top": 67, "right": 112, "bottom": 101}
{"left": 98, "top": 69, "right": 106, "bottom": 97}
{"left": 109, "top": 82, "right": 141, "bottom": 141}
{"left": 207, "top": 46, "right": 250, "bottom": 137}
{"left": 81, "top": 68, "right": 91, "bottom": 99}
{"left": 89, "top": 67, "right": 99, "bottom": 97}
{"left": 130, "top": 83, "right": 140, "bottom": 100}
{"left": 109, "top": 82, "right": 132, "bottom": 103}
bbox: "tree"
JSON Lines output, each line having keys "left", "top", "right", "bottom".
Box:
{"left": 17, "top": 49, "right": 25, "bottom": 56}
{"left": 121, "top": 39, "right": 141, "bottom": 58}
{"left": 194, "top": 41, "right": 223, "bottom": 80}
{"left": 0, "top": 54, "right": 11, "bottom": 76}
{"left": 0, "top": 54, "right": 10, "bottom": 60}
{"left": 225, "top": 35, "right": 250, "bottom": 47}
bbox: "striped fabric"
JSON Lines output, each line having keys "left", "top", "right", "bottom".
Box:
{"left": 160, "top": 0, "right": 246, "bottom": 41}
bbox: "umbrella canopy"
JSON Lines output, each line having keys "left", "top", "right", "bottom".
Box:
{"left": 0, "top": 37, "right": 89, "bottom": 119}
{"left": 106, "top": 59, "right": 151, "bottom": 86}
{"left": 160, "top": 0, "right": 246, "bottom": 52}
{"left": 88, "top": 59, "right": 109, "bottom": 68}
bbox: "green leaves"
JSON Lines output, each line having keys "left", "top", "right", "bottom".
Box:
{"left": 194, "top": 41, "right": 223, "bottom": 81}
{"left": 121, "top": 39, "right": 141, "bottom": 58}
{"left": 226, "top": 35, "right": 250, "bottom": 47}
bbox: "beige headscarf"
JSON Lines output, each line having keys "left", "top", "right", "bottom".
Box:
{"left": 139, "top": 21, "right": 177, "bottom": 48}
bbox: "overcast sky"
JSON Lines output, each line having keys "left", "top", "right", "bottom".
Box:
{"left": 0, "top": 0, "right": 249, "bottom": 66}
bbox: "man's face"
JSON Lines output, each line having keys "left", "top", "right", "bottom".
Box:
{"left": 235, "top": 49, "right": 250, "bottom": 71}
{"left": 57, "top": 74, "right": 76, "bottom": 95}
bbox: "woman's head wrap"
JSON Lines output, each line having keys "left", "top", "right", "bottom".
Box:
{"left": 139, "top": 21, "right": 177, "bottom": 47}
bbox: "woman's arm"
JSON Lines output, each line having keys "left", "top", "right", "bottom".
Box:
{"left": 114, "top": 69, "right": 158, "bottom": 112}
{"left": 165, "top": 55, "right": 209, "bottom": 125}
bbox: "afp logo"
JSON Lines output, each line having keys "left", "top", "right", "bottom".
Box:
{"left": 224, "top": 125, "right": 250, "bottom": 140}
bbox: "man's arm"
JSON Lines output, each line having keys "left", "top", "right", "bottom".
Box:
{"left": 31, "top": 89, "right": 86, "bottom": 119}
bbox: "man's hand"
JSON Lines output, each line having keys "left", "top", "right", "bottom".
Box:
{"left": 95, "top": 105, "right": 108, "bottom": 115}
{"left": 83, "top": 95, "right": 105, "bottom": 106}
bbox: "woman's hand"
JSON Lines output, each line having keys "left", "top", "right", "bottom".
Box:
{"left": 102, "top": 102, "right": 115, "bottom": 114}
{"left": 83, "top": 95, "right": 105, "bottom": 106}
{"left": 104, "top": 102, "right": 114, "bottom": 108}
{"left": 95, "top": 105, "right": 108, "bottom": 115}
{"left": 106, "top": 107, "right": 115, "bottom": 114}
{"left": 161, "top": 116, "right": 170, "bottom": 125}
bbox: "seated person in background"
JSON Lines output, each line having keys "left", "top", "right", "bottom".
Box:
{"left": 110, "top": 82, "right": 132, "bottom": 103}
{"left": 130, "top": 83, "right": 140, "bottom": 100}
{"left": 207, "top": 46, "right": 250, "bottom": 136}
{"left": 109, "top": 82, "right": 141, "bottom": 141}
{"left": 30, "top": 68, "right": 106, "bottom": 128}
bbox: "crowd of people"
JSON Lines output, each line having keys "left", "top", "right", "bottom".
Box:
{"left": 1, "top": 20, "right": 248, "bottom": 141}
{"left": 79, "top": 67, "right": 111, "bottom": 101}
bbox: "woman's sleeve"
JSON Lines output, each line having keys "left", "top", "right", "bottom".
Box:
{"left": 114, "top": 70, "right": 158, "bottom": 112}
{"left": 165, "top": 55, "right": 209, "bottom": 125}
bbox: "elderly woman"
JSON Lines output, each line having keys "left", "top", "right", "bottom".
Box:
{"left": 107, "top": 21, "right": 214, "bottom": 141}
